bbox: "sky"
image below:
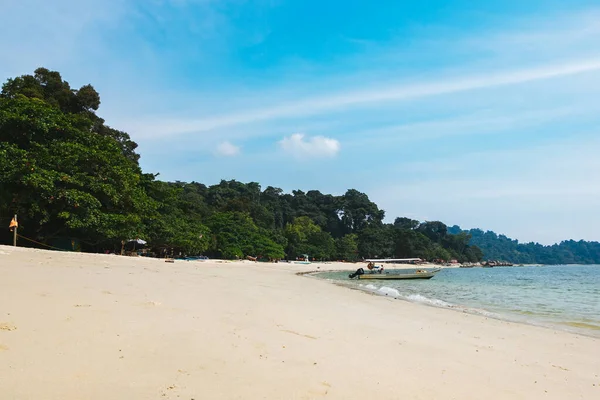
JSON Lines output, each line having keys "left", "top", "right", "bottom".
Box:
{"left": 1, "top": 0, "right": 600, "bottom": 245}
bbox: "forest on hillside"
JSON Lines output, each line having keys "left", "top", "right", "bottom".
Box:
{"left": 448, "top": 226, "right": 600, "bottom": 265}
{"left": 1, "top": 68, "right": 599, "bottom": 264}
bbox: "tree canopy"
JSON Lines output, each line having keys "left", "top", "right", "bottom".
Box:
{"left": 0, "top": 95, "right": 149, "bottom": 249}
{"left": 449, "top": 226, "right": 600, "bottom": 264}
{"left": 1, "top": 68, "right": 598, "bottom": 264}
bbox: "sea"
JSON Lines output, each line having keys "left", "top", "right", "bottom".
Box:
{"left": 314, "top": 265, "right": 600, "bottom": 337}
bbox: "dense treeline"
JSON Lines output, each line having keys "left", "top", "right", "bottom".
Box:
{"left": 0, "top": 69, "right": 596, "bottom": 264}
{"left": 0, "top": 68, "right": 482, "bottom": 261}
{"left": 449, "top": 226, "right": 600, "bottom": 264}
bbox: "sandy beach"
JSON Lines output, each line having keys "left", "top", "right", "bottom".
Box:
{"left": 1, "top": 245, "right": 598, "bottom": 399}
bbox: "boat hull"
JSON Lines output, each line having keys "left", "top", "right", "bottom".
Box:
{"left": 358, "top": 272, "right": 436, "bottom": 280}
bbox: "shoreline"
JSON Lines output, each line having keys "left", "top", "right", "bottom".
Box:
{"left": 307, "top": 271, "right": 600, "bottom": 340}
{"left": 1, "top": 245, "right": 599, "bottom": 399}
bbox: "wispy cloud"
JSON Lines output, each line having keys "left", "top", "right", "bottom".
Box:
{"left": 461, "top": 8, "right": 600, "bottom": 59}
{"left": 215, "top": 141, "right": 241, "bottom": 157}
{"left": 113, "top": 6, "right": 600, "bottom": 140}
{"left": 3, "top": 2, "right": 600, "bottom": 244}
{"left": 345, "top": 104, "right": 600, "bottom": 148}
{"left": 279, "top": 134, "right": 340, "bottom": 159}
{"left": 128, "top": 57, "right": 600, "bottom": 139}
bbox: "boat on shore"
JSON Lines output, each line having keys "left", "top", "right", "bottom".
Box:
{"left": 483, "top": 260, "right": 514, "bottom": 267}
{"left": 353, "top": 269, "right": 440, "bottom": 280}
{"left": 293, "top": 254, "right": 312, "bottom": 265}
{"left": 348, "top": 258, "right": 441, "bottom": 280}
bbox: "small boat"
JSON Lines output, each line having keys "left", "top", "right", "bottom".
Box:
{"left": 349, "top": 259, "right": 441, "bottom": 280}
{"left": 355, "top": 269, "right": 440, "bottom": 280}
{"left": 294, "top": 253, "right": 311, "bottom": 264}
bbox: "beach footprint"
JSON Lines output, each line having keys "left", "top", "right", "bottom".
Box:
{"left": 138, "top": 301, "right": 162, "bottom": 308}
{"left": 0, "top": 322, "right": 17, "bottom": 331}
{"left": 158, "top": 384, "right": 178, "bottom": 398}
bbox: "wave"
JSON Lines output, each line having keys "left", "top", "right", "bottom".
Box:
{"left": 378, "top": 286, "right": 401, "bottom": 297}
{"left": 357, "top": 283, "right": 499, "bottom": 319}
{"left": 405, "top": 293, "right": 453, "bottom": 308}
{"left": 321, "top": 270, "right": 600, "bottom": 338}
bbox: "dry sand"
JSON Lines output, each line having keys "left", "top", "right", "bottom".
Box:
{"left": 1, "top": 245, "right": 598, "bottom": 399}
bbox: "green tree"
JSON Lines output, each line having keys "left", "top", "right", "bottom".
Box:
{"left": 308, "top": 231, "right": 336, "bottom": 260}
{"left": 3, "top": 67, "right": 598, "bottom": 264}
{"left": 254, "top": 235, "right": 286, "bottom": 260}
{"left": 394, "top": 230, "right": 432, "bottom": 259}
{"left": 142, "top": 179, "right": 210, "bottom": 255}
{"left": 427, "top": 244, "right": 452, "bottom": 262}
{"left": 284, "top": 216, "right": 335, "bottom": 260}
{"left": 442, "top": 232, "right": 471, "bottom": 259}
{"left": 338, "top": 189, "right": 385, "bottom": 234}
{"left": 464, "top": 245, "right": 484, "bottom": 263}
{"left": 336, "top": 233, "right": 359, "bottom": 261}
{"left": 417, "top": 221, "right": 448, "bottom": 243}
{"left": 207, "top": 212, "right": 284, "bottom": 260}
{"left": 2, "top": 68, "right": 139, "bottom": 163}
{"left": 357, "top": 224, "right": 395, "bottom": 259}
{"left": 0, "top": 95, "right": 150, "bottom": 249}
{"left": 394, "top": 217, "right": 420, "bottom": 230}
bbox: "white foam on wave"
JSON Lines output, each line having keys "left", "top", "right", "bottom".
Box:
{"left": 378, "top": 286, "right": 400, "bottom": 297}
{"left": 406, "top": 294, "right": 453, "bottom": 308}
{"left": 352, "top": 281, "right": 501, "bottom": 321}
{"left": 465, "top": 307, "right": 497, "bottom": 318}
{"left": 349, "top": 279, "right": 507, "bottom": 323}
{"left": 402, "top": 294, "right": 503, "bottom": 319}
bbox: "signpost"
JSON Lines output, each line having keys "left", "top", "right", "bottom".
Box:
{"left": 9, "top": 214, "right": 18, "bottom": 246}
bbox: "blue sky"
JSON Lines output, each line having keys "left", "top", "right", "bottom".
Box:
{"left": 2, "top": 0, "right": 600, "bottom": 244}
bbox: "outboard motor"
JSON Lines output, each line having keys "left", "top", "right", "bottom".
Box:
{"left": 349, "top": 267, "right": 365, "bottom": 279}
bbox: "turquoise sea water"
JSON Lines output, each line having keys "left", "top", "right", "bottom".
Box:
{"left": 314, "top": 265, "right": 600, "bottom": 337}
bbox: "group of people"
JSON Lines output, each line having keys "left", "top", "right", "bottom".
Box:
{"left": 366, "top": 262, "right": 385, "bottom": 274}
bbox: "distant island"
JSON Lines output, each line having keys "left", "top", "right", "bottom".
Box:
{"left": 1, "top": 68, "right": 599, "bottom": 264}
{"left": 448, "top": 226, "right": 600, "bottom": 265}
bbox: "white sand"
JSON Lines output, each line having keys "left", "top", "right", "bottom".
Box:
{"left": 1, "top": 245, "right": 598, "bottom": 399}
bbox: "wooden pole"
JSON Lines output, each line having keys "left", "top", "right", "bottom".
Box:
{"left": 13, "top": 214, "right": 17, "bottom": 246}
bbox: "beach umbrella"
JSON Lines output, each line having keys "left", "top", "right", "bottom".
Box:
{"left": 127, "top": 238, "right": 147, "bottom": 251}
{"left": 127, "top": 239, "right": 147, "bottom": 245}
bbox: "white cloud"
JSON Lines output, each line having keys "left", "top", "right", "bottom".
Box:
{"left": 72, "top": 6, "right": 599, "bottom": 145}
{"left": 125, "top": 57, "right": 600, "bottom": 139}
{"left": 215, "top": 141, "right": 240, "bottom": 157}
{"left": 4, "top": 3, "right": 600, "bottom": 246}
{"left": 279, "top": 134, "right": 340, "bottom": 158}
